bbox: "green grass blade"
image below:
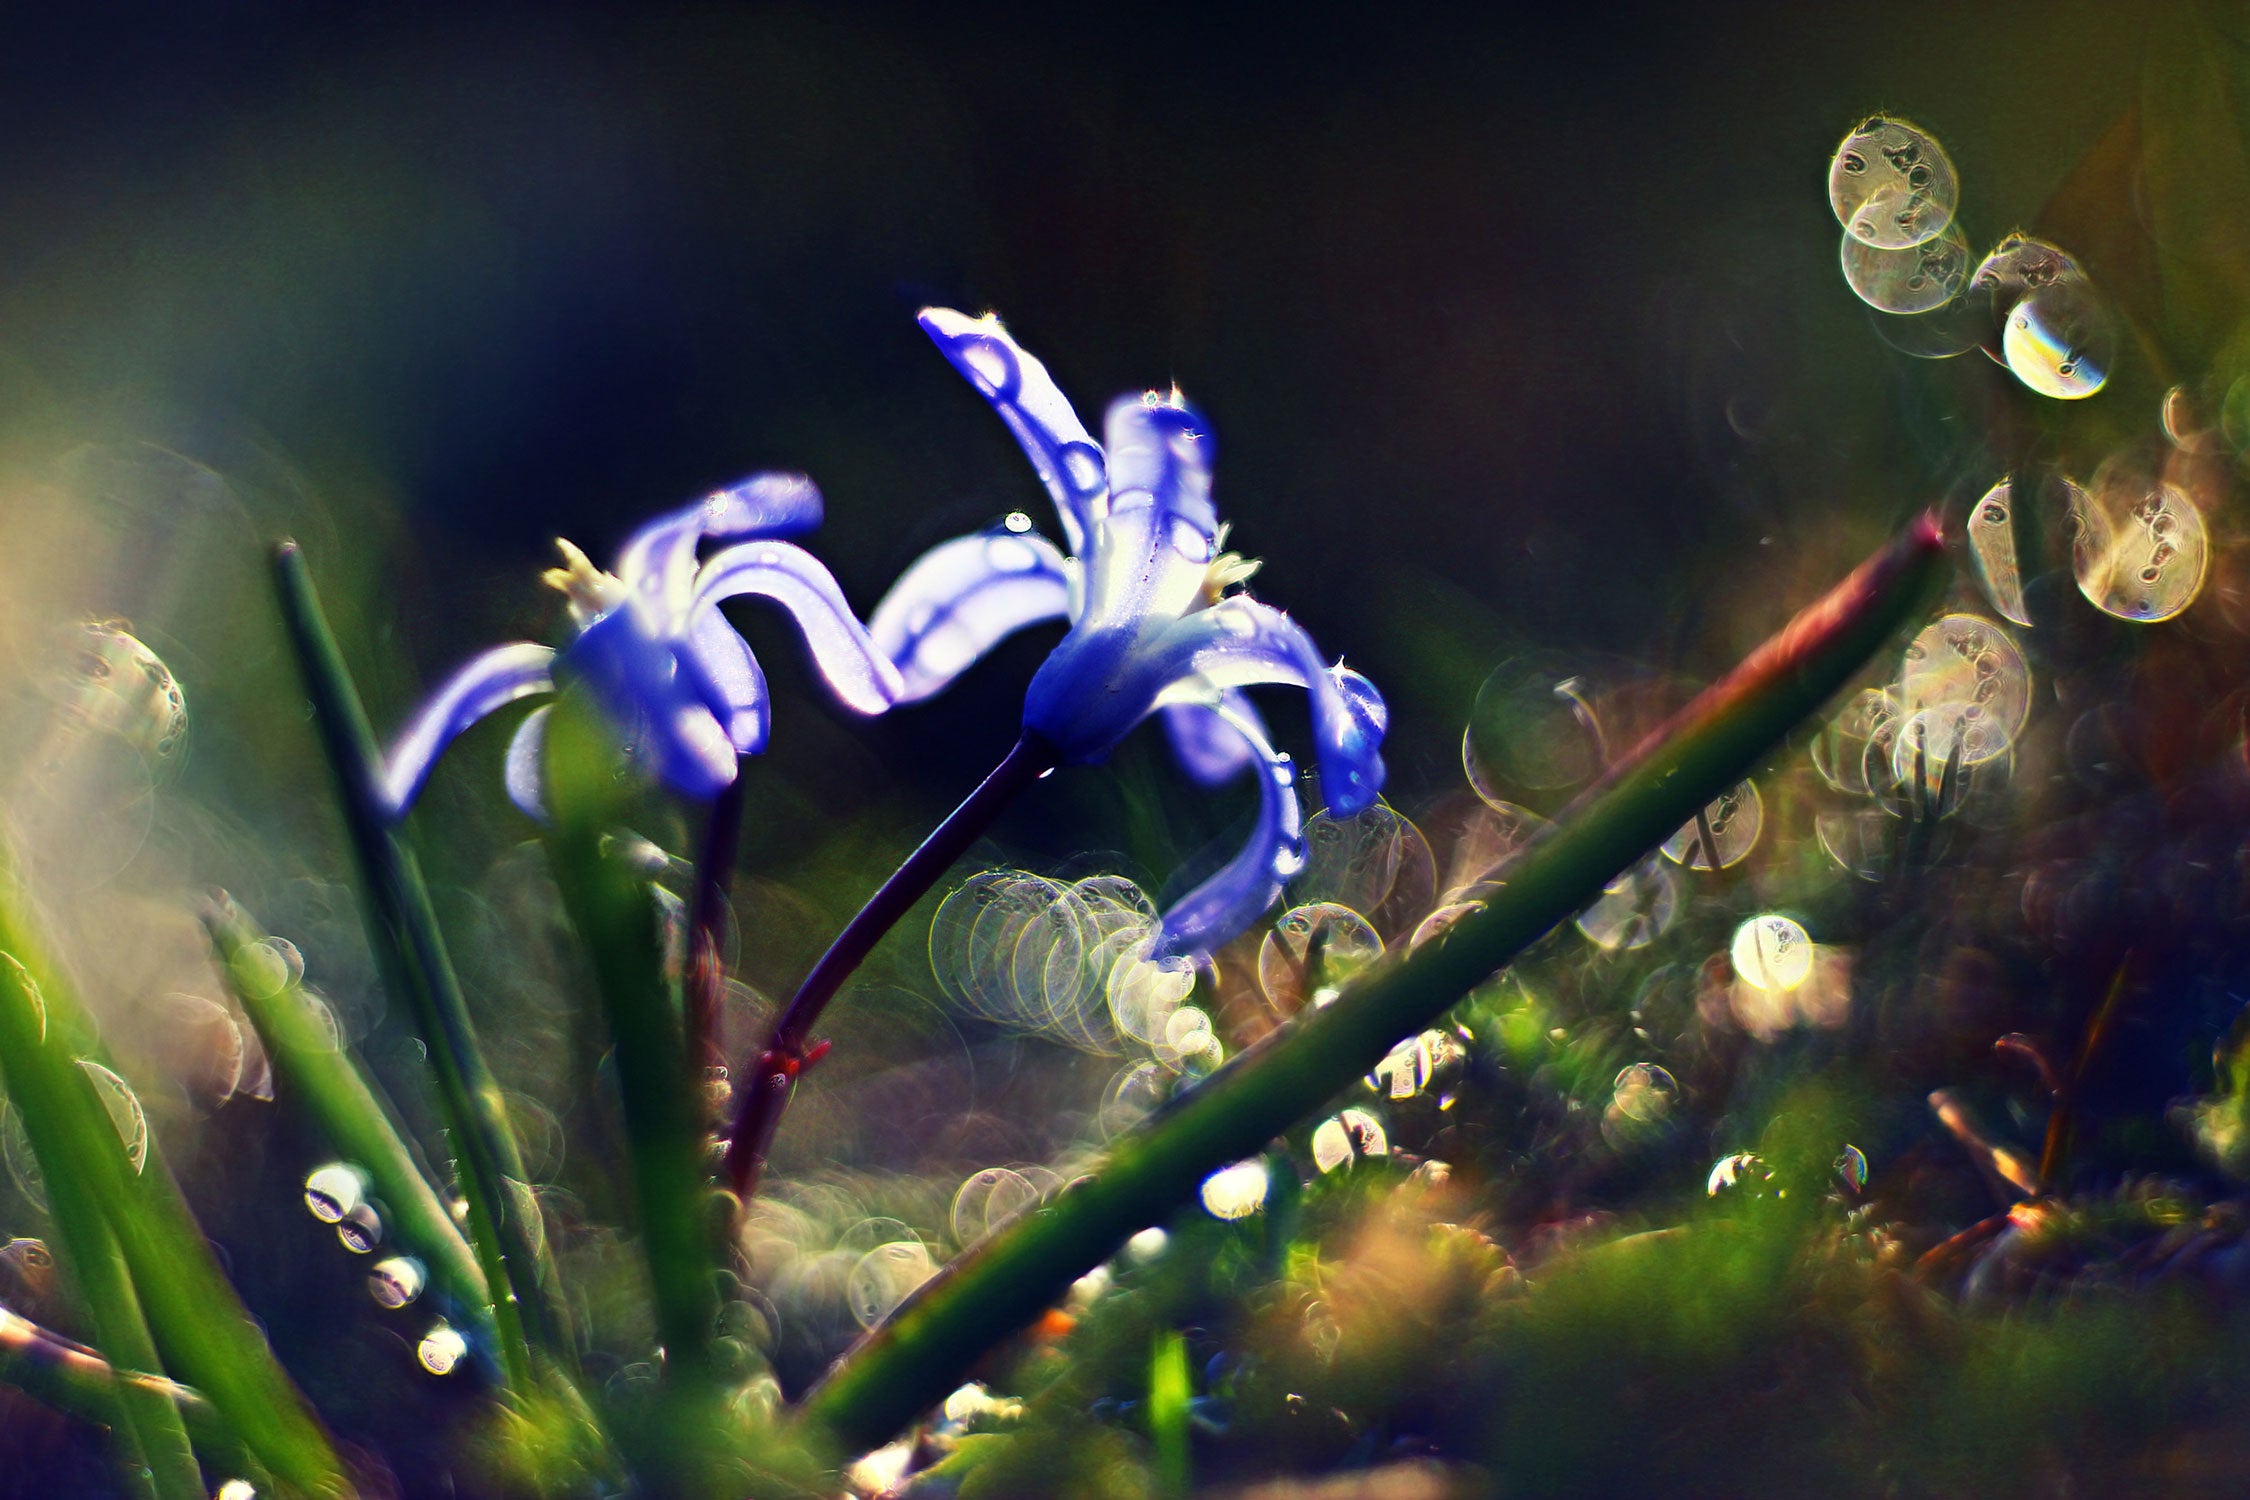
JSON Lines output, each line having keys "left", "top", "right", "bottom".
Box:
{"left": 270, "top": 539, "right": 566, "bottom": 1384}
{"left": 541, "top": 698, "right": 721, "bottom": 1384}
{"left": 1147, "top": 1329, "right": 1191, "bottom": 1498}
{"left": 0, "top": 885, "right": 353, "bottom": 1497}
{"left": 0, "top": 956, "right": 202, "bottom": 1500}
{"left": 203, "top": 894, "right": 492, "bottom": 1325}
{"left": 799, "top": 515, "right": 1945, "bottom": 1452}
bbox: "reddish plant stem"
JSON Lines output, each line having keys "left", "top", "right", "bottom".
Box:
{"left": 722, "top": 733, "right": 1059, "bottom": 1200}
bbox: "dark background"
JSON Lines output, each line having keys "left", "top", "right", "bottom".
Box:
{"left": 0, "top": 2, "right": 2147, "bottom": 812}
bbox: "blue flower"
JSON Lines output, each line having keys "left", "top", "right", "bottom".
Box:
{"left": 378, "top": 473, "right": 900, "bottom": 818}
{"left": 868, "top": 308, "right": 1387, "bottom": 958}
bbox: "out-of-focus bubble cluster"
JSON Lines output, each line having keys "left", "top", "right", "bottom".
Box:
{"left": 2071, "top": 462, "right": 2209, "bottom": 623}
{"left": 1731, "top": 915, "right": 1812, "bottom": 992}
{"left": 8, "top": 622, "right": 188, "bottom": 892}
{"left": 1966, "top": 480, "right": 2032, "bottom": 627}
{"left": 950, "top": 1166, "right": 1041, "bottom": 1248}
{"left": 931, "top": 870, "right": 1164, "bottom": 1053}
{"left": 1367, "top": 1028, "right": 1466, "bottom": 1102}
{"left": 847, "top": 1239, "right": 936, "bottom": 1327}
{"left": 1199, "top": 1158, "right": 1271, "bottom": 1220}
{"left": 1464, "top": 655, "right": 1606, "bottom": 804}
{"left": 1575, "top": 856, "right": 1680, "bottom": 950}
{"left": 1258, "top": 902, "right": 1383, "bottom": 1013}
{"left": 1310, "top": 1109, "right": 1389, "bottom": 1172}
{"left": 1829, "top": 116, "right": 1958, "bottom": 249}
{"left": 1806, "top": 610, "right": 2029, "bottom": 881}
{"left": 1660, "top": 781, "right": 1763, "bottom": 871}
{"left": 1601, "top": 1062, "right": 1680, "bottom": 1148}
{"left": 1827, "top": 117, "right": 2116, "bottom": 400}
{"left": 1289, "top": 803, "right": 1407, "bottom": 916}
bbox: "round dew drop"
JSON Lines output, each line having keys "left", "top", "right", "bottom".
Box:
{"left": 1731, "top": 915, "right": 1813, "bottom": 992}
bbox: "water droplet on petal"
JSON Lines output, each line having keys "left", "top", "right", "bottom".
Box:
{"left": 1003, "top": 510, "right": 1034, "bottom": 534}
{"left": 1199, "top": 1158, "right": 1270, "bottom": 1220}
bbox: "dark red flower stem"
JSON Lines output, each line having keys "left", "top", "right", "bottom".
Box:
{"left": 722, "top": 732, "right": 1060, "bottom": 1200}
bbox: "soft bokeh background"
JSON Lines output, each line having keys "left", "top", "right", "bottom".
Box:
{"left": 0, "top": 3, "right": 2204, "bottom": 1493}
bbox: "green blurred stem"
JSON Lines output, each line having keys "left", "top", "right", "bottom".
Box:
{"left": 798, "top": 515, "right": 1945, "bottom": 1453}
{"left": 1147, "top": 1330, "right": 1191, "bottom": 1498}
{"left": 272, "top": 540, "right": 563, "bottom": 1386}
{"left": 0, "top": 957, "right": 202, "bottom": 1500}
{"left": 0, "top": 892, "right": 351, "bottom": 1499}
{"left": 204, "top": 894, "right": 493, "bottom": 1326}
{"left": 543, "top": 699, "right": 721, "bottom": 1384}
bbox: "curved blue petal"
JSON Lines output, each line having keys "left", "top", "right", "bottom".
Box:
{"left": 1145, "top": 599, "right": 1388, "bottom": 814}
{"left": 920, "top": 307, "right": 1105, "bottom": 559}
{"left": 683, "top": 601, "right": 771, "bottom": 753}
{"left": 561, "top": 605, "right": 737, "bottom": 800}
{"left": 1153, "top": 696, "right": 1304, "bottom": 962}
{"left": 615, "top": 472, "right": 826, "bottom": 616}
{"left": 503, "top": 704, "right": 552, "bottom": 820}
{"left": 1081, "top": 394, "right": 1219, "bottom": 632}
{"left": 866, "top": 525, "right": 1074, "bottom": 703}
{"left": 1160, "top": 692, "right": 1260, "bottom": 785}
{"left": 692, "top": 539, "right": 902, "bottom": 715}
{"left": 377, "top": 643, "right": 557, "bottom": 819}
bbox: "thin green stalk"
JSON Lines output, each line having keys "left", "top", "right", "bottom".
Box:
{"left": 1147, "top": 1330, "right": 1191, "bottom": 1498}
{"left": 0, "top": 957, "right": 201, "bottom": 1500}
{"left": 0, "top": 890, "right": 352, "bottom": 1497}
{"left": 271, "top": 540, "right": 565, "bottom": 1384}
{"left": 798, "top": 515, "right": 1945, "bottom": 1452}
{"left": 541, "top": 699, "right": 721, "bottom": 1385}
{"left": 204, "top": 894, "right": 492, "bottom": 1325}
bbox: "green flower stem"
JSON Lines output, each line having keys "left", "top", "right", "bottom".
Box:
{"left": 798, "top": 515, "right": 1944, "bottom": 1453}
{"left": 0, "top": 957, "right": 201, "bottom": 1500}
{"left": 204, "top": 894, "right": 493, "bottom": 1325}
{"left": 0, "top": 889, "right": 352, "bottom": 1498}
{"left": 271, "top": 540, "right": 566, "bottom": 1385}
{"left": 542, "top": 699, "right": 721, "bottom": 1384}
